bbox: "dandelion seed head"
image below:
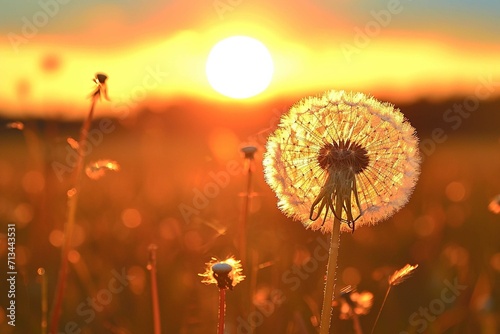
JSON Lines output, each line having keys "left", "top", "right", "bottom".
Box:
{"left": 264, "top": 90, "right": 421, "bottom": 233}
{"left": 199, "top": 256, "right": 245, "bottom": 290}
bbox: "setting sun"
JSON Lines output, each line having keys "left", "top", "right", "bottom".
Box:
{"left": 205, "top": 36, "right": 274, "bottom": 99}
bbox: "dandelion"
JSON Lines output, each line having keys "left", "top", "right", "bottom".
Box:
{"left": 263, "top": 90, "right": 420, "bottom": 334}
{"left": 488, "top": 194, "right": 500, "bottom": 214}
{"left": 200, "top": 257, "right": 245, "bottom": 289}
{"left": 200, "top": 257, "right": 245, "bottom": 334}
{"left": 85, "top": 159, "right": 120, "bottom": 180}
{"left": 50, "top": 74, "right": 109, "bottom": 334}
{"left": 371, "top": 264, "right": 418, "bottom": 334}
{"left": 264, "top": 90, "right": 420, "bottom": 233}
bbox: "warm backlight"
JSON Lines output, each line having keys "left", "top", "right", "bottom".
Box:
{"left": 205, "top": 36, "right": 274, "bottom": 99}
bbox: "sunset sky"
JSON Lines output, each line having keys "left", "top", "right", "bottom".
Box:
{"left": 0, "top": 0, "right": 499, "bottom": 118}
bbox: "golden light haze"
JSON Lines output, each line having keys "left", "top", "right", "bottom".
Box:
{"left": 1, "top": 1, "right": 499, "bottom": 118}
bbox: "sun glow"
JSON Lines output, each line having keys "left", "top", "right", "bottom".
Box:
{"left": 205, "top": 36, "right": 274, "bottom": 99}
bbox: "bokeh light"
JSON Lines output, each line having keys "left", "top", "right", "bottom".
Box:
{"left": 445, "top": 181, "right": 467, "bottom": 202}
{"left": 22, "top": 170, "right": 45, "bottom": 194}
{"left": 128, "top": 266, "right": 146, "bottom": 295}
{"left": 13, "top": 203, "right": 34, "bottom": 227}
{"left": 342, "top": 267, "right": 362, "bottom": 286}
{"left": 413, "top": 215, "right": 436, "bottom": 237}
{"left": 121, "top": 208, "right": 142, "bottom": 229}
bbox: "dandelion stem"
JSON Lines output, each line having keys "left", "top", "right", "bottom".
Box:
{"left": 319, "top": 193, "right": 343, "bottom": 334}
{"left": 38, "top": 268, "right": 48, "bottom": 334}
{"left": 148, "top": 245, "right": 162, "bottom": 334}
{"left": 370, "top": 285, "right": 391, "bottom": 334}
{"left": 218, "top": 288, "right": 226, "bottom": 334}
{"left": 49, "top": 93, "right": 99, "bottom": 334}
{"left": 239, "top": 148, "right": 255, "bottom": 320}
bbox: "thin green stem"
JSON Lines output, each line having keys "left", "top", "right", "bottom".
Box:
{"left": 319, "top": 195, "right": 343, "bottom": 334}
{"left": 370, "top": 285, "right": 392, "bottom": 334}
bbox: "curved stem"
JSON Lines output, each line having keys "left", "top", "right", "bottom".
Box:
{"left": 49, "top": 94, "right": 98, "bottom": 334}
{"left": 319, "top": 194, "right": 343, "bottom": 334}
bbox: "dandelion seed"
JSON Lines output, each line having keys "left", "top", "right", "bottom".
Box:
{"left": 389, "top": 263, "right": 418, "bottom": 286}
{"left": 199, "top": 257, "right": 245, "bottom": 290}
{"left": 85, "top": 159, "right": 120, "bottom": 180}
{"left": 6, "top": 121, "right": 24, "bottom": 130}
{"left": 488, "top": 194, "right": 500, "bottom": 214}
{"left": 371, "top": 264, "right": 418, "bottom": 334}
{"left": 264, "top": 90, "right": 420, "bottom": 233}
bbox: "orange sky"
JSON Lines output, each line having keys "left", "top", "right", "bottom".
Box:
{"left": 1, "top": 0, "right": 499, "bottom": 119}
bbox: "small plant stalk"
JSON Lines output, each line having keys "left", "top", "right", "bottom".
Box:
{"left": 370, "top": 285, "right": 392, "bottom": 334}
{"left": 148, "top": 245, "right": 162, "bottom": 334}
{"left": 319, "top": 195, "right": 343, "bottom": 334}
{"left": 38, "top": 268, "right": 48, "bottom": 334}
{"left": 218, "top": 288, "right": 226, "bottom": 334}
{"left": 238, "top": 148, "right": 256, "bottom": 320}
{"left": 49, "top": 92, "right": 100, "bottom": 334}
{"left": 352, "top": 313, "right": 363, "bottom": 334}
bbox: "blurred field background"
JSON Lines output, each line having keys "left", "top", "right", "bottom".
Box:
{"left": 1, "top": 94, "right": 500, "bottom": 333}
